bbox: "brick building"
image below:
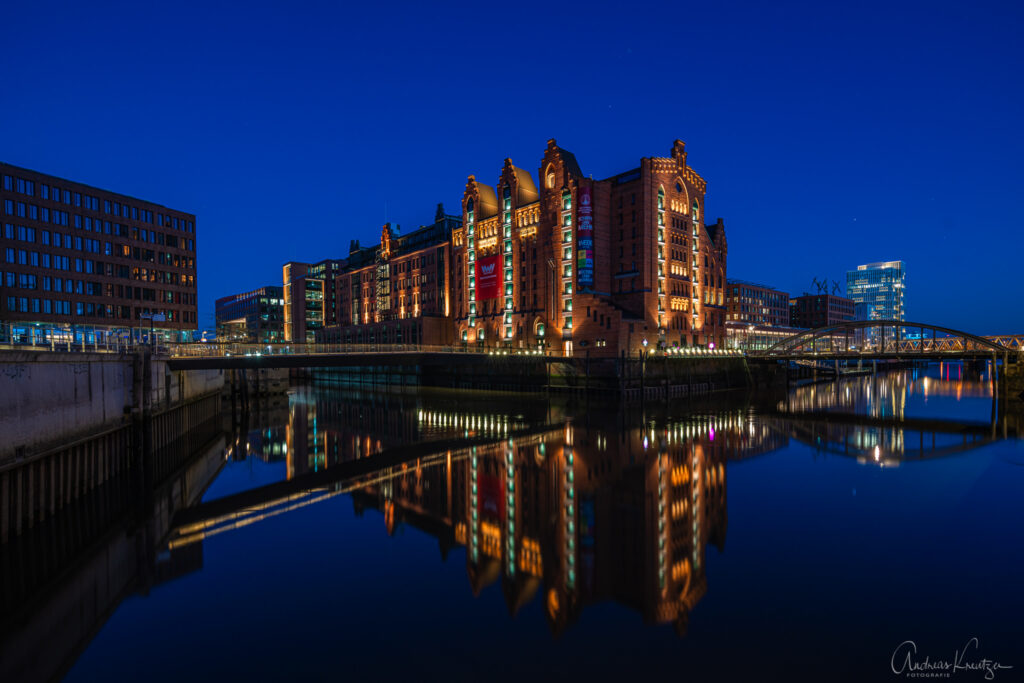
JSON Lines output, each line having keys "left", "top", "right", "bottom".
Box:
{"left": 725, "top": 280, "right": 789, "bottom": 326}
{"left": 0, "top": 162, "right": 198, "bottom": 343}
{"left": 789, "top": 293, "right": 855, "bottom": 329}
{"left": 314, "top": 205, "right": 460, "bottom": 345}
{"left": 215, "top": 285, "right": 284, "bottom": 343}
{"left": 453, "top": 139, "right": 727, "bottom": 356}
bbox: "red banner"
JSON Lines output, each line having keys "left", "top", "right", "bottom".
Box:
{"left": 478, "top": 473, "right": 504, "bottom": 520}
{"left": 475, "top": 253, "right": 501, "bottom": 300}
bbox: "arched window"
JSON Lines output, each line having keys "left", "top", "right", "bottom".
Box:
{"left": 657, "top": 187, "right": 665, "bottom": 211}
{"left": 545, "top": 164, "right": 556, "bottom": 189}
{"left": 675, "top": 181, "right": 683, "bottom": 193}
{"left": 692, "top": 200, "right": 700, "bottom": 223}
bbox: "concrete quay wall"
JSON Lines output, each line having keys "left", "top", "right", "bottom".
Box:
{"left": 0, "top": 350, "right": 223, "bottom": 463}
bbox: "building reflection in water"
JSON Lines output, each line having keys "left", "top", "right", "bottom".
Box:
{"left": 774, "top": 364, "right": 1000, "bottom": 466}
{"left": 5, "top": 372, "right": 1015, "bottom": 681}
{"left": 232, "top": 390, "right": 791, "bottom": 637}
{"left": 355, "top": 418, "right": 736, "bottom": 636}
{"left": 782, "top": 363, "right": 995, "bottom": 420}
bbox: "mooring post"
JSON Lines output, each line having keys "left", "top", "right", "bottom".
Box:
{"left": 131, "top": 346, "right": 154, "bottom": 518}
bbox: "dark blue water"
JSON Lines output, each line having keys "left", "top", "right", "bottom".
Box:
{"left": 59, "top": 365, "right": 1024, "bottom": 681}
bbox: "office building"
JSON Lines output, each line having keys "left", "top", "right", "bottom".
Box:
{"left": 789, "top": 293, "right": 855, "bottom": 329}
{"left": 454, "top": 139, "right": 728, "bottom": 356}
{"left": 846, "top": 261, "right": 905, "bottom": 322}
{"left": 725, "top": 280, "right": 789, "bottom": 326}
{"left": 0, "top": 162, "right": 198, "bottom": 343}
{"left": 215, "top": 285, "right": 284, "bottom": 343}
{"left": 725, "top": 321, "right": 804, "bottom": 351}
{"left": 282, "top": 258, "right": 343, "bottom": 343}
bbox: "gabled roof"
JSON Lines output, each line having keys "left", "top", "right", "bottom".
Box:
{"left": 467, "top": 176, "right": 499, "bottom": 218}
{"left": 556, "top": 147, "right": 583, "bottom": 178}
{"left": 512, "top": 165, "right": 539, "bottom": 205}
{"left": 704, "top": 217, "right": 726, "bottom": 244}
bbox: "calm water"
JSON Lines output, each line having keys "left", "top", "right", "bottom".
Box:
{"left": 21, "top": 365, "right": 1024, "bottom": 681}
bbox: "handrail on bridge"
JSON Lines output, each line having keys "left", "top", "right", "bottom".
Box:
{"left": 163, "top": 341, "right": 552, "bottom": 359}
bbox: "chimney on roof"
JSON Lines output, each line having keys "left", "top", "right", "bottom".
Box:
{"left": 672, "top": 139, "right": 687, "bottom": 162}
{"left": 435, "top": 202, "right": 445, "bottom": 222}
{"left": 349, "top": 239, "right": 360, "bottom": 254}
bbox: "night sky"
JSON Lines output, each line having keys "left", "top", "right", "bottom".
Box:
{"left": 2, "top": 1, "right": 1021, "bottom": 333}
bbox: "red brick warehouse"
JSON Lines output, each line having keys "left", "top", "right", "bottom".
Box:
{"left": 453, "top": 139, "right": 728, "bottom": 357}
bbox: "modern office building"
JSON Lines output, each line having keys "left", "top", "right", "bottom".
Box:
{"left": 725, "top": 321, "right": 804, "bottom": 351}
{"left": 215, "top": 285, "right": 284, "bottom": 343}
{"left": 317, "top": 205, "right": 460, "bottom": 346}
{"left": 282, "top": 258, "right": 343, "bottom": 343}
{"left": 854, "top": 301, "right": 874, "bottom": 321}
{"left": 789, "top": 293, "right": 855, "bottom": 329}
{"left": 0, "top": 162, "right": 198, "bottom": 343}
{"left": 454, "top": 139, "right": 728, "bottom": 356}
{"left": 725, "top": 280, "right": 789, "bottom": 326}
{"left": 846, "top": 261, "right": 905, "bottom": 322}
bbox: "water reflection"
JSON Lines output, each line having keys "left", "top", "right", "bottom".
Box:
{"left": 782, "top": 362, "right": 997, "bottom": 420}
{"left": 3, "top": 365, "right": 1021, "bottom": 682}
{"left": 774, "top": 363, "right": 1007, "bottom": 466}
{"left": 178, "top": 395, "right": 773, "bottom": 636}
{"left": 167, "top": 365, "right": 1014, "bottom": 638}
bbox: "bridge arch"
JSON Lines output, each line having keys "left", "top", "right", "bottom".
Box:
{"left": 762, "top": 320, "right": 1012, "bottom": 355}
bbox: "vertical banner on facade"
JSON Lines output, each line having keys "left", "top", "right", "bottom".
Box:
{"left": 576, "top": 185, "right": 594, "bottom": 291}
{"left": 479, "top": 473, "right": 504, "bottom": 520}
{"left": 475, "top": 253, "right": 502, "bottom": 300}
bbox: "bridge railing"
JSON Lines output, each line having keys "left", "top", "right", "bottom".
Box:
{"left": 163, "top": 342, "right": 540, "bottom": 358}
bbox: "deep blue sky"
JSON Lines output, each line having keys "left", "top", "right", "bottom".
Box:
{"left": 2, "top": 1, "right": 1021, "bottom": 333}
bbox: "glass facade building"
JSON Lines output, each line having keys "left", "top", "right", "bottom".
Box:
{"left": 214, "top": 285, "right": 284, "bottom": 343}
{"left": 846, "top": 261, "right": 905, "bottom": 322}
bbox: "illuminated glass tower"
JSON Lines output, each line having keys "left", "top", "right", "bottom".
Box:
{"left": 846, "top": 261, "right": 905, "bottom": 322}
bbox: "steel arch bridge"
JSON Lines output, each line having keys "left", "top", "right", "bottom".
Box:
{"left": 756, "top": 320, "right": 1019, "bottom": 360}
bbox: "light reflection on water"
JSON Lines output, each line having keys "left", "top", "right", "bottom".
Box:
{"left": 28, "top": 364, "right": 1024, "bottom": 681}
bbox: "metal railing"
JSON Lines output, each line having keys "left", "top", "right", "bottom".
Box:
{"left": 165, "top": 342, "right": 515, "bottom": 358}
{"left": 162, "top": 341, "right": 750, "bottom": 360}
{"left": 0, "top": 321, "right": 185, "bottom": 354}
